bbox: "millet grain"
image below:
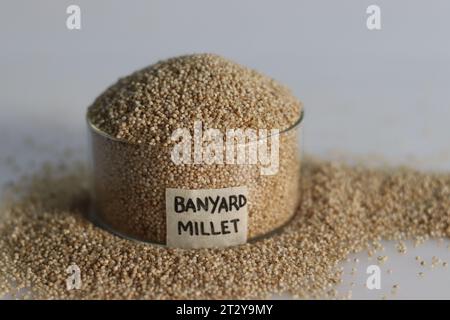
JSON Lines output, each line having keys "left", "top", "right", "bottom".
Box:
{"left": 1, "top": 158, "right": 450, "bottom": 299}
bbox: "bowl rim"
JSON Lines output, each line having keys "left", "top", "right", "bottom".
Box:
{"left": 86, "top": 109, "right": 304, "bottom": 145}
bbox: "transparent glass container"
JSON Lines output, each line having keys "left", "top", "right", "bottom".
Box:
{"left": 87, "top": 111, "right": 303, "bottom": 247}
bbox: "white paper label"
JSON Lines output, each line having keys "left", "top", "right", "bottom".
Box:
{"left": 166, "top": 186, "right": 248, "bottom": 249}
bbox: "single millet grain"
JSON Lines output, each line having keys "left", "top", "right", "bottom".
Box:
{"left": 396, "top": 241, "right": 407, "bottom": 254}
{"left": 377, "top": 256, "right": 388, "bottom": 265}
{"left": 1, "top": 157, "right": 450, "bottom": 299}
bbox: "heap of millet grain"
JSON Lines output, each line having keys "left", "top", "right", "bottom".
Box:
{"left": 1, "top": 158, "right": 450, "bottom": 299}
{"left": 87, "top": 53, "right": 301, "bottom": 144}
{"left": 87, "top": 54, "right": 303, "bottom": 244}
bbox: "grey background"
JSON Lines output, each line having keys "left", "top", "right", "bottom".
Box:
{"left": 1, "top": 0, "right": 450, "bottom": 299}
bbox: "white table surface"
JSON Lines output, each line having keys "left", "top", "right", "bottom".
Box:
{"left": 1, "top": 0, "right": 450, "bottom": 299}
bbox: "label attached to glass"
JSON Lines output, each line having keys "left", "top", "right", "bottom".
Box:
{"left": 166, "top": 186, "right": 248, "bottom": 249}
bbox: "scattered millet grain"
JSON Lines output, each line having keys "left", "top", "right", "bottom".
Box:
{"left": 87, "top": 53, "right": 303, "bottom": 244}
{"left": 396, "top": 241, "right": 407, "bottom": 254}
{"left": 431, "top": 256, "right": 440, "bottom": 268}
{"left": 391, "top": 284, "right": 399, "bottom": 295}
{"left": 1, "top": 158, "right": 450, "bottom": 299}
{"left": 377, "top": 256, "right": 388, "bottom": 265}
{"left": 414, "top": 236, "right": 428, "bottom": 248}
{"left": 372, "top": 241, "right": 384, "bottom": 252}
